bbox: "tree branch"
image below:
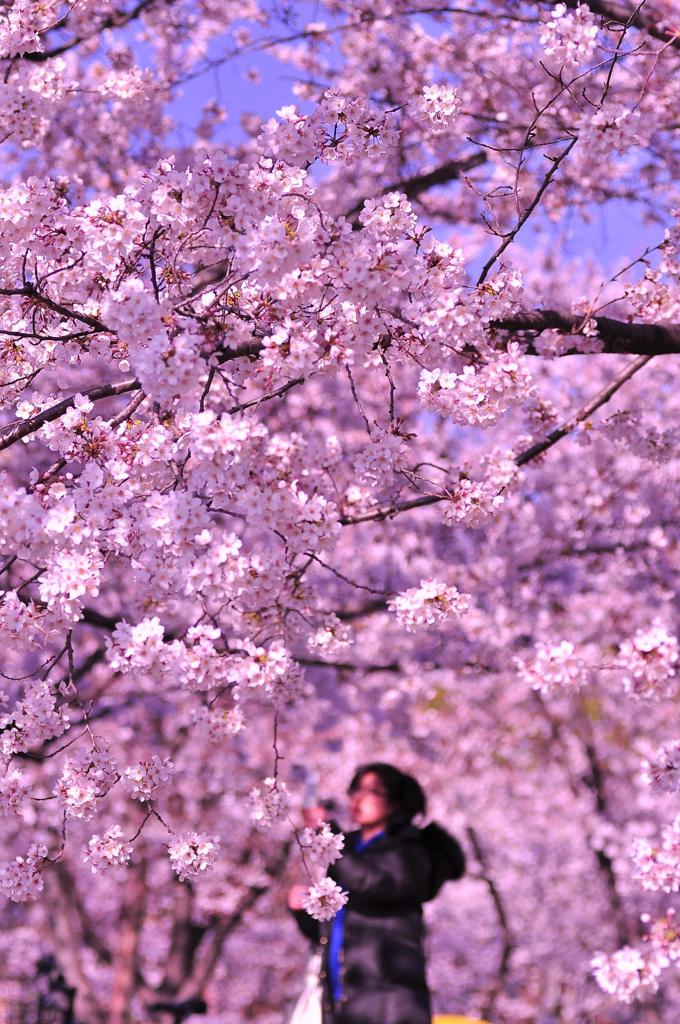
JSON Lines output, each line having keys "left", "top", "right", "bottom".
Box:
{"left": 110, "top": 866, "right": 147, "bottom": 1024}
{"left": 43, "top": 868, "right": 103, "bottom": 1020}
{"left": 345, "top": 152, "right": 487, "bottom": 219}
{"left": 173, "top": 840, "right": 293, "bottom": 999}
{"left": 339, "top": 493, "right": 442, "bottom": 525}
{"left": 532, "top": 693, "right": 634, "bottom": 947}
{"left": 0, "top": 284, "right": 108, "bottom": 332}
{"left": 515, "top": 354, "right": 652, "bottom": 466}
{"left": 477, "top": 136, "right": 578, "bottom": 284}
{"left": 340, "top": 350, "right": 653, "bottom": 526}
{"left": 551, "top": 0, "right": 680, "bottom": 51}
{"left": 0, "top": 378, "right": 141, "bottom": 453}
{"left": 466, "top": 826, "right": 514, "bottom": 1020}
{"left": 20, "top": 0, "right": 168, "bottom": 62}
{"left": 494, "top": 308, "right": 680, "bottom": 355}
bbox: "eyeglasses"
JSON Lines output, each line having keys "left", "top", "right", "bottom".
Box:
{"left": 349, "top": 785, "right": 389, "bottom": 799}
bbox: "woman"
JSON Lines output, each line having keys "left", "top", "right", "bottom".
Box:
{"left": 289, "top": 762, "right": 466, "bottom": 1024}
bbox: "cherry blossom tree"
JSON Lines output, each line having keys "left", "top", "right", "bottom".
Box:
{"left": 2, "top": 1, "right": 680, "bottom": 1021}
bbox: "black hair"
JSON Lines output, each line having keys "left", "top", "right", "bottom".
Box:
{"left": 348, "top": 762, "right": 426, "bottom": 832}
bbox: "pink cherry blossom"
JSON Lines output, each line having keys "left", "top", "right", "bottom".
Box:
{"left": 301, "top": 876, "right": 348, "bottom": 922}
{"left": 2, "top": 1, "right": 680, "bottom": 1018}
{"left": 167, "top": 832, "right": 220, "bottom": 882}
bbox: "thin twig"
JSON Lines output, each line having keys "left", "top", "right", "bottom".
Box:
{"left": 305, "top": 551, "right": 391, "bottom": 596}
{"left": 227, "top": 376, "right": 305, "bottom": 414}
{"left": 344, "top": 364, "right": 372, "bottom": 436}
{"left": 515, "top": 354, "right": 653, "bottom": 466}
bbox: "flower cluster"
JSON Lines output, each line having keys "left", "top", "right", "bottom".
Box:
{"left": 577, "top": 105, "right": 644, "bottom": 165}
{"left": 359, "top": 192, "right": 416, "bottom": 240}
{"left": 0, "top": 844, "right": 48, "bottom": 902}
{"left": 250, "top": 777, "right": 289, "bottom": 829}
{"left": 412, "top": 84, "right": 461, "bottom": 134}
{"left": 516, "top": 640, "right": 586, "bottom": 696}
{"left": 353, "top": 433, "right": 407, "bottom": 488}
{"left": 83, "top": 826, "right": 133, "bottom": 874}
{"left": 0, "top": 0, "right": 45, "bottom": 58}
{"left": 594, "top": 911, "right": 680, "bottom": 1002}
{"left": 592, "top": 946, "right": 662, "bottom": 1003}
{"left": 299, "top": 822, "right": 345, "bottom": 869}
{"left": 631, "top": 816, "right": 680, "bottom": 893}
{"left": 54, "top": 763, "right": 98, "bottom": 820}
{"left": 37, "top": 546, "right": 104, "bottom": 621}
{"left": 644, "top": 910, "right": 680, "bottom": 965}
{"left": 107, "top": 619, "right": 237, "bottom": 694}
{"left": 259, "top": 91, "right": 399, "bottom": 166}
{"left": 306, "top": 616, "right": 352, "bottom": 655}
{"left": 316, "top": 92, "right": 400, "bottom": 164}
{"left": 1, "top": 681, "right": 69, "bottom": 756}
{"left": 236, "top": 640, "right": 306, "bottom": 704}
{"left": 540, "top": 3, "right": 599, "bottom": 66}
{"left": 168, "top": 832, "right": 220, "bottom": 881}
{"left": 389, "top": 580, "right": 469, "bottom": 632}
{"left": 193, "top": 704, "right": 246, "bottom": 742}
{"left": 53, "top": 745, "right": 118, "bottom": 820}
{"left": 601, "top": 412, "right": 679, "bottom": 465}
{"left": 617, "top": 624, "right": 679, "bottom": 700}
{"left": 0, "top": 768, "right": 30, "bottom": 816}
{"left": 418, "top": 346, "right": 532, "bottom": 427}
{"left": 641, "top": 742, "right": 680, "bottom": 794}
{"left": 0, "top": 591, "right": 45, "bottom": 647}
{"left": 301, "top": 876, "right": 348, "bottom": 922}
{"left": 442, "top": 450, "right": 521, "bottom": 528}
{"left": 123, "top": 756, "right": 175, "bottom": 801}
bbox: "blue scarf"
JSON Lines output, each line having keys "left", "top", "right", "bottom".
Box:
{"left": 328, "top": 831, "right": 385, "bottom": 1003}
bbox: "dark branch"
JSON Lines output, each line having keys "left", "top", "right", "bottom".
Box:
{"left": 19, "top": 0, "right": 166, "bottom": 63}
{"left": 339, "top": 494, "right": 442, "bottom": 525}
{"left": 0, "top": 378, "right": 141, "bottom": 454}
{"left": 552, "top": 0, "right": 680, "bottom": 51}
{"left": 493, "top": 308, "right": 680, "bottom": 356}
{"left": 345, "top": 152, "right": 487, "bottom": 219}
{"left": 515, "top": 354, "right": 652, "bottom": 466}
{"left": 466, "top": 826, "right": 514, "bottom": 1020}
{"left": 400, "top": 152, "right": 488, "bottom": 199}
{"left": 0, "top": 284, "right": 108, "bottom": 332}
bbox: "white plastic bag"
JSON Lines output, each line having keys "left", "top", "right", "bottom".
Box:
{"left": 288, "top": 952, "right": 323, "bottom": 1024}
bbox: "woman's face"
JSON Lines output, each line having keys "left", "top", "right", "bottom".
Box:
{"left": 349, "top": 771, "right": 393, "bottom": 829}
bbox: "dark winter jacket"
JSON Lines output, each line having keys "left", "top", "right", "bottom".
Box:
{"left": 294, "top": 822, "right": 465, "bottom": 1024}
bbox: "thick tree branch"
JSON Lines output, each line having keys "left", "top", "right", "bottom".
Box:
{"left": 346, "top": 152, "right": 487, "bottom": 219}
{"left": 296, "top": 655, "right": 398, "bottom": 672}
{"left": 400, "top": 151, "right": 488, "bottom": 200}
{"left": 532, "top": 693, "right": 634, "bottom": 947}
{"left": 20, "top": 0, "right": 168, "bottom": 62}
{"left": 552, "top": 0, "right": 680, "bottom": 51}
{"left": 157, "top": 882, "right": 205, "bottom": 997}
{"left": 494, "top": 308, "right": 680, "bottom": 355}
{"left": 110, "top": 866, "right": 147, "bottom": 1024}
{"left": 44, "top": 868, "right": 103, "bottom": 1019}
{"left": 339, "top": 493, "right": 442, "bottom": 525}
{"left": 0, "top": 378, "right": 141, "bottom": 453}
{"left": 173, "top": 840, "right": 293, "bottom": 999}
{"left": 0, "top": 284, "right": 108, "bottom": 332}
{"left": 52, "top": 862, "right": 112, "bottom": 966}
